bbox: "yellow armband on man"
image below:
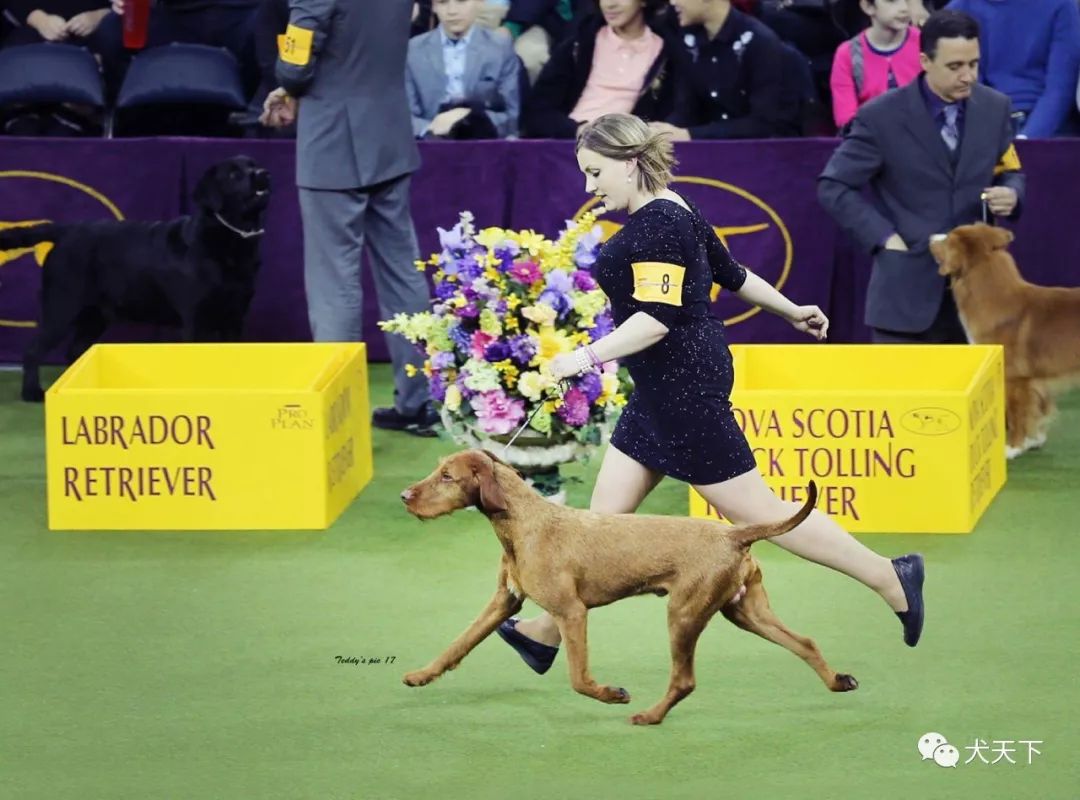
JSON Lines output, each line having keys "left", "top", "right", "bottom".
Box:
{"left": 278, "top": 24, "right": 314, "bottom": 66}
{"left": 993, "top": 143, "right": 1021, "bottom": 176}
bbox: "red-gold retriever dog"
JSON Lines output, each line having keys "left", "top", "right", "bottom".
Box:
{"left": 400, "top": 450, "right": 857, "bottom": 725}
{"left": 931, "top": 224, "right": 1080, "bottom": 457}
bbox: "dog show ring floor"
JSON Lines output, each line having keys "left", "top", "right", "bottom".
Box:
{"left": 2, "top": 365, "right": 1076, "bottom": 799}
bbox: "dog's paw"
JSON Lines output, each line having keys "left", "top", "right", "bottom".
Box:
{"left": 600, "top": 685, "right": 631, "bottom": 704}
{"left": 629, "top": 711, "right": 663, "bottom": 726}
{"left": 831, "top": 673, "right": 859, "bottom": 692}
{"left": 1005, "top": 444, "right": 1025, "bottom": 460}
{"left": 402, "top": 670, "right": 436, "bottom": 687}
{"left": 1024, "top": 433, "right": 1047, "bottom": 450}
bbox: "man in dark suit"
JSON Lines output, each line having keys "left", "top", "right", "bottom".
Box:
{"left": 264, "top": 0, "right": 437, "bottom": 435}
{"left": 817, "top": 9, "right": 1025, "bottom": 343}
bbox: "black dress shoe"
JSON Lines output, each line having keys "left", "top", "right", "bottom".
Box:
{"left": 892, "top": 553, "right": 925, "bottom": 647}
{"left": 496, "top": 618, "right": 559, "bottom": 674}
{"left": 371, "top": 403, "right": 439, "bottom": 437}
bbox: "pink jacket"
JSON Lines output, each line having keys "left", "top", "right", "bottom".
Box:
{"left": 830, "top": 27, "right": 923, "bottom": 129}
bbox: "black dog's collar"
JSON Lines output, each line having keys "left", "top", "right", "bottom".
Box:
{"left": 214, "top": 212, "right": 265, "bottom": 239}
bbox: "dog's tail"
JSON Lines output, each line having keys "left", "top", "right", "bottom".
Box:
{"left": 728, "top": 481, "right": 818, "bottom": 547}
{"left": 0, "top": 223, "right": 65, "bottom": 252}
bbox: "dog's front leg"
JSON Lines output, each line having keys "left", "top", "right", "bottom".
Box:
{"left": 402, "top": 578, "right": 523, "bottom": 688}
{"left": 554, "top": 607, "right": 631, "bottom": 705}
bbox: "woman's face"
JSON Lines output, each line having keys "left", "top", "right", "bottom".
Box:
{"left": 598, "top": 0, "right": 645, "bottom": 31}
{"left": 577, "top": 146, "right": 635, "bottom": 212}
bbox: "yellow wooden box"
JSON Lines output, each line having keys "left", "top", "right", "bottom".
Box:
{"left": 45, "top": 343, "right": 372, "bottom": 530}
{"left": 689, "top": 345, "right": 1006, "bottom": 533}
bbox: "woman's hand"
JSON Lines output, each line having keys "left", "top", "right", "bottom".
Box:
{"left": 548, "top": 352, "right": 581, "bottom": 380}
{"left": 788, "top": 305, "right": 829, "bottom": 341}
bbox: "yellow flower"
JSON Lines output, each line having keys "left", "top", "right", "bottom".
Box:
{"left": 517, "top": 370, "right": 553, "bottom": 401}
{"left": 506, "top": 295, "right": 522, "bottom": 310}
{"left": 414, "top": 259, "right": 427, "bottom": 271}
{"left": 422, "top": 360, "right": 432, "bottom": 378}
{"left": 475, "top": 227, "right": 507, "bottom": 250}
{"left": 444, "top": 384, "right": 462, "bottom": 412}
{"left": 504, "top": 316, "right": 519, "bottom": 332}
{"left": 534, "top": 327, "right": 574, "bottom": 363}
{"left": 514, "top": 230, "right": 547, "bottom": 255}
{"left": 522, "top": 304, "right": 557, "bottom": 326}
{"left": 405, "top": 364, "right": 418, "bottom": 377}
{"left": 598, "top": 372, "right": 619, "bottom": 404}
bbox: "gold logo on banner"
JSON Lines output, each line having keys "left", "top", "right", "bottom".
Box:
{"left": 0, "top": 171, "right": 124, "bottom": 329}
{"left": 573, "top": 176, "right": 794, "bottom": 326}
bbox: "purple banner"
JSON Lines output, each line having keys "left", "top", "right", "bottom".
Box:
{"left": 1, "top": 137, "right": 1078, "bottom": 366}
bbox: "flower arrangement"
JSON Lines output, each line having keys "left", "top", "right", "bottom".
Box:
{"left": 379, "top": 211, "right": 633, "bottom": 496}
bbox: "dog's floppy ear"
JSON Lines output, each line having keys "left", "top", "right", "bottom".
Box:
{"left": 193, "top": 164, "right": 224, "bottom": 213}
{"left": 481, "top": 448, "right": 524, "bottom": 478}
{"left": 473, "top": 452, "right": 508, "bottom": 515}
{"left": 935, "top": 233, "right": 970, "bottom": 278}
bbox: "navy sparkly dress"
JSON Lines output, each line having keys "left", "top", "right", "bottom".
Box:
{"left": 595, "top": 196, "right": 757, "bottom": 485}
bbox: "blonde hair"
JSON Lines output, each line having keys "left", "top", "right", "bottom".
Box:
{"left": 575, "top": 113, "right": 677, "bottom": 194}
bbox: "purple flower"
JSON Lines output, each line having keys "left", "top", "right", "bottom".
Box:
{"left": 545, "top": 269, "right": 573, "bottom": 294}
{"left": 432, "top": 351, "right": 456, "bottom": 370}
{"left": 495, "top": 246, "right": 519, "bottom": 269}
{"left": 429, "top": 373, "right": 447, "bottom": 403}
{"left": 495, "top": 299, "right": 508, "bottom": 315}
{"left": 556, "top": 388, "right": 591, "bottom": 427}
{"left": 575, "top": 372, "right": 602, "bottom": 404}
{"left": 508, "top": 334, "right": 537, "bottom": 365}
{"left": 459, "top": 251, "right": 486, "bottom": 281}
{"left": 449, "top": 324, "right": 473, "bottom": 353}
{"left": 483, "top": 341, "right": 512, "bottom": 363}
{"left": 455, "top": 302, "right": 479, "bottom": 319}
{"left": 435, "top": 282, "right": 457, "bottom": 301}
{"left": 438, "top": 224, "right": 466, "bottom": 253}
{"left": 572, "top": 270, "right": 597, "bottom": 291}
{"left": 457, "top": 373, "right": 477, "bottom": 399}
{"left": 575, "top": 227, "right": 601, "bottom": 267}
{"left": 539, "top": 288, "right": 572, "bottom": 320}
{"left": 589, "top": 313, "right": 615, "bottom": 340}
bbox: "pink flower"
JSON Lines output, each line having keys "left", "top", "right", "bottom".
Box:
{"left": 556, "top": 388, "right": 590, "bottom": 427}
{"left": 509, "top": 260, "right": 542, "bottom": 285}
{"left": 473, "top": 390, "right": 526, "bottom": 435}
{"left": 470, "top": 331, "right": 496, "bottom": 359}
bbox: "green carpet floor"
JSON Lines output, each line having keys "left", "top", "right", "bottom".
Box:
{"left": 1, "top": 365, "right": 1076, "bottom": 799}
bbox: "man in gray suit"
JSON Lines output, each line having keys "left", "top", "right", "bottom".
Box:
{"left": 818, "top": 9, "right": 1025, "bottom": 344}
{"left": 407, "top": 0, "right": 521, "bottom": 139}
{"left": 264, "top": 0, "right": 438, "bottom": 435}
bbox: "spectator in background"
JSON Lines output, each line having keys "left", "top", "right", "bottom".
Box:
{"left": 830, "top": 0, "right": 921, "bottom": 131}
{"left": 1, "top": 0, "right": 111, "bottom": 48}
{"left": 651, "top": 0, "right": 794, "bottom": 140}
{"left": 406, "top": 0, "right": 521, "bottom": 139}
{"left": 945, "top": 0, "right": 1080, "bottom": 138}
{"left": 496, "top": 0, "right": 578, "bottom": 85}
{"left": 522, "top": 0, "right": 678, "bottom": 138}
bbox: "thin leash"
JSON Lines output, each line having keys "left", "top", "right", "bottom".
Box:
{"left": 501, "top": 379, "right": 570, "bottom": 456}
{"left": 981, "top": 193, "right": 989, "bottom": 224}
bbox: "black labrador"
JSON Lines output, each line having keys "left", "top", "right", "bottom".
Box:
{"left": 0, "top": 155, "right": 271, "bottom": 401}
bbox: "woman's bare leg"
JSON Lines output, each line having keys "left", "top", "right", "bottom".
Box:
{"left": 694, "top": 469, "right": 907, "bottom": 611}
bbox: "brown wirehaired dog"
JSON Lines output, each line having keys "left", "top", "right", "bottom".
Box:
{"left": 930, "top": 224, "right": 1080, "bottom": 457}
{"left": 399, "top": 449, "right": 857, "bottom": 725}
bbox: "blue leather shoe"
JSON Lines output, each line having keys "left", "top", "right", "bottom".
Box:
{"left": 496, "top": 618, "right": 559, "bottom": 674}
{"left": 892, "top": 554, "right": 925, "bottom": 647}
